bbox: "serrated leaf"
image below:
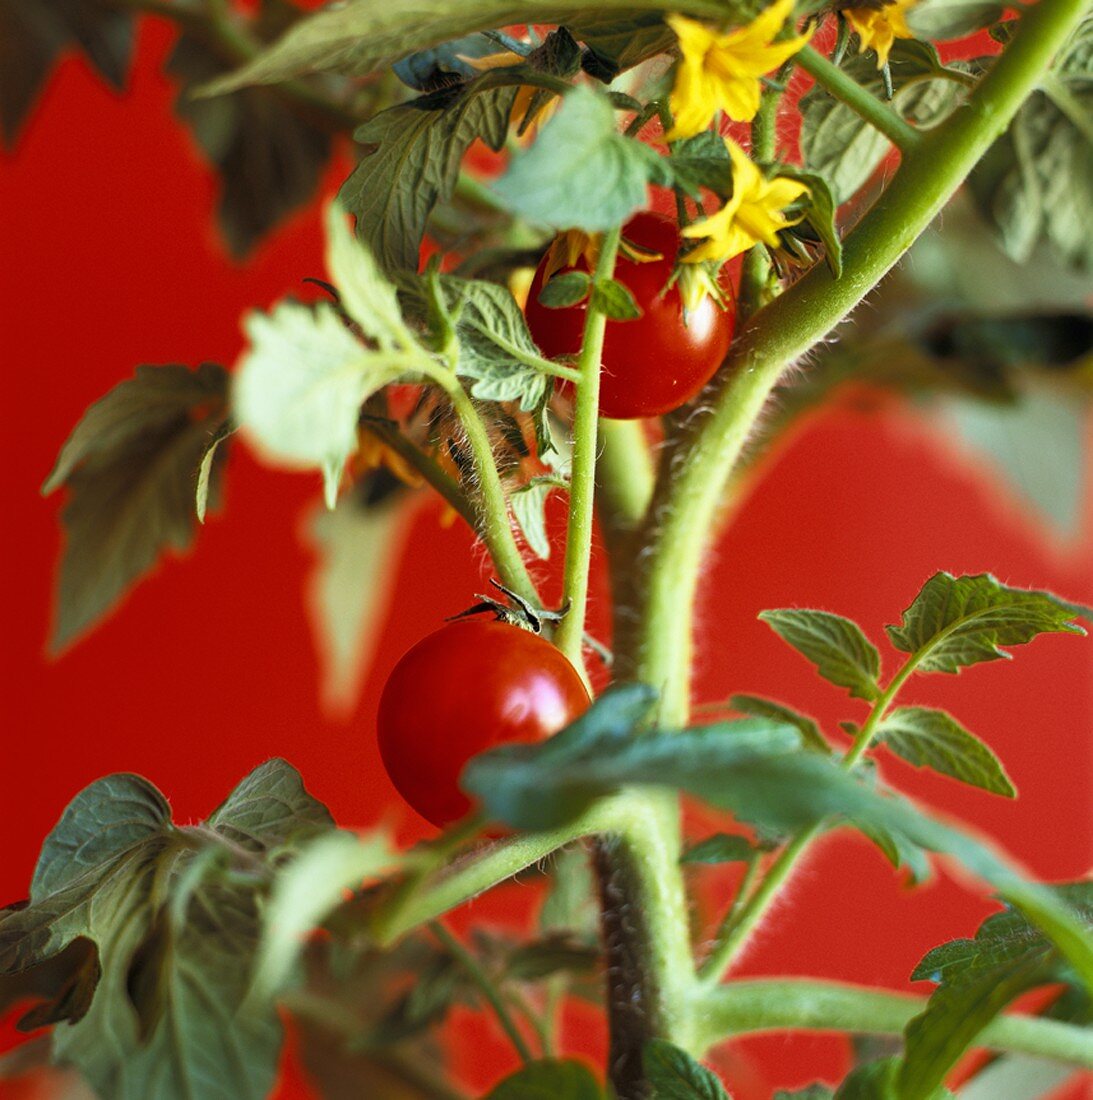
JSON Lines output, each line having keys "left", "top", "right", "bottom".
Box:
{"left": 250, "top": 829, "right": 396, "bottom": 1000}
{"left": 233, "top": 301, "right": 415, "bottom": 507}
{"left": 681, "top": 833, "right": 762, "bottom": 865}
{"left": 896, "top": 885, "right": 1092, "bottom": 1100}
{"left": 908, "top": 0, "right": 1005, "bottom": 39}
{"left": 590, "top": 276, "right": 643, "bottom": 320}
{"left": 341, "top": 77, "right": 517, "bottom": 275}
{"left": 801, "top": 42, "right": 965, "bottom": 202}
{"left": 730, "top": 694, "right": 830, "bottom": 753}
{"left": 199, "top": 0, "right": 732, "bottom": 91}
{"left": 758, "top": 609, "right": 881, "bottom": 700}
{"left": 511, "top": 478, "right": 562, "bottom": 560}
{"left": 643, "top": 1038, "right": 730, "bottom": 1099}
{"left": 0, "top": 761, "right": 333, "bottom": 1100}
{"left": 876, "top": 707, "right": 1015, "bottom": 797}
{"left": 168, "top": 21, "right": 330, "bottom": 259}
{"left": 487, "top": 1058, "right": 605, "bottom": 1099}
{"left": 306, "top": 487, "right": 415, "bottom": 714}
{"left": 969, "top": 13, "right": 1093, "bottom": 270}
{"left": 42, "top": 363, "right": 229, "bottom": 650}
{"left": 885, "top": 572, "right": 1085, "bottom": 674}
{"left": 493, "top": 85, "right": 655, "bottom": 232}
{"left": 537, "top": 270, "right": 592, "bottom": 308}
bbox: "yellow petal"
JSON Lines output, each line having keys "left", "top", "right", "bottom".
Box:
{"left": 719, "top": 74, "right": 763, "bottom": 122}
{"left": 667, "top": 13, "right": 719, "bottom": 59}
{"left": 761, "top": 176, "right": 810, "bottom": 209}
{"left": 727, "top": 0, "right": 796, "bottom": 49}
{"left": 667, "top": 61, "right": 719, "bottom": 138}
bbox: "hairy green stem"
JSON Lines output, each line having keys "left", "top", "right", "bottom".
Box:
{"left": 630, "top": 0, "right": 1085, "bottom": 729}
{"left": 430, "top": 922, "right": 535, "bottom": 1064}
{"left": 442, "top": 382, "right": 539, "bottom": 607}
{"left": 555, "top": 227, "right": 622, "bottom": 672}
{"left": 797, "top": 45, "right": 922, "bottom": 152}
{"left": 596, "top": 418, "right": 655, "bottom": 536}
{"left": 694, "top": 979, "right": 1093, "bottom": 1068}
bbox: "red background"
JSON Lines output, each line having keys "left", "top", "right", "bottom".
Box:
{"left": 1, "top": 18, "right": 1090, "bottom": 1099}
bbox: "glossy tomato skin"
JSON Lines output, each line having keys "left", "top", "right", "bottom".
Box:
{"left": 524, "top": 212, "right": 735, "bottom": 419}
{"left": 377, "top": 620, "right": 590, "bottom": 828}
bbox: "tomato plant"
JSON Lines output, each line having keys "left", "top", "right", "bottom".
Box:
{"left": 377, "top": 620, "right": 589, "bottom": 827}
{"left": 525, "top": 212, "right": 735, "bottom": 419}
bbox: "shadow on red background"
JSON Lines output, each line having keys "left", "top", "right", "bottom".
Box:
{"left": 1, "top": 18, "right": 1090, "bottom": 1099}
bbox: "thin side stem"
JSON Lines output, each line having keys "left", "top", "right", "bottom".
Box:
{"left": 555, "top": 227, "right": 623, "bottom": 672}
{"left": 796, "top": 45, "right": 922, "bottom": 152}
{"left": 694, "top": 979, "right": 1093, "bottom": 1068}
{"left": 430, "top": 922, "right": 535, "bottom": 1064}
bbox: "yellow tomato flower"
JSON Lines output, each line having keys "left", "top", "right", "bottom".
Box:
{"left": 666, "top": 2, "right": 811, "bottom": 139}
{"left": 842, "top": 0, "right": 917, "bottom": 68}
{"left": 354, "top": 431, "right": 423, "bottom": 489}
{"left": 680, "top": 140, "right": 809, "bottom": 263}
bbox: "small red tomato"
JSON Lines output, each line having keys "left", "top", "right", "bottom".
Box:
{"left": 377, "top": 620, "right": 590, "bottom": 828}
{"left": 524, "top": 211, "right": 735, "bottom": 420}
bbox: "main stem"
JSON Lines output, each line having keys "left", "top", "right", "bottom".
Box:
{"left": 555, "top": 227, "right": 623, "bottom": 673}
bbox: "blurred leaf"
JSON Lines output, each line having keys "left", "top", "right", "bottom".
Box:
{"left": 393, "top": 31, "right": 529, "bottom": 91}
{"left": 504, "top": 934, "right": 599, "bottom": 982}
{"left": 169, "top": 11, "right": 331, "bottom": 259}
{"left": 306, "top": 484, "right": 416, "bottom": 714}
{"left": 0, "top": 761, "right": 332, "bottom": 1100}
{"left": 493, "top": 85, "right": 659, "bottom": 231}
{"left": 834, "top": 1056, "right": 953, "bottom": 1099}
{"left": 42, "top": 363, "right": 229, "bottom": 651}
{"left": 540, "top": 846, "right": 599, "bottom": 937}
{"left": 885, "top": 572, "right": 1085, "bottom": 674}
{"left": 758, "top": 609, "right": 882, "bottom": 701}
{"left": 487, "top": 1058, "right": 604, "bottom": 1099}
{"left": 729, "top": 694, "right": 829, "bottom": 753}
{"left": 665, "top": 131, "right": 733, "bottom": 199}
{"left": 643, "top": 1038, "right": 729, "bottom": 1099}
{"left": 970, "top": 13, "right": 1093, "bottom": 270}
{"left": 875, "top": 707, "right": 1015, "bottom": 797}
{"left": 908, "top": 0, "right": 1005, "bottom": 40}
{"left": 569, "top": 12, "right": 677, "bottom": 77}
{"left": 681, "top": 833, "right": 764, "bottom": 865}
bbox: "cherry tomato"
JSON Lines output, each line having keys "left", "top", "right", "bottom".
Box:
{"left": 524, "top": 211, "right": 735, "bottom": 420}
{"left": 377, "top": 620, "right": 590, "bottom": 827}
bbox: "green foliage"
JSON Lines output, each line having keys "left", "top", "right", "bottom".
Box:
{"left": 970, "top": 12, "right": 1093, "bottom": 270}
{"left": 801, "top": 42, "right": 967, "bottom": 202}
{"left": 486, "top": 1058, "right": 604, "bottom": 1098}
{"left": 908, "top": 0, "right": 1005, "bottom": 40}
{"left": 643, "top": 1038, "right": 730, "bottom": 1098}
{"left": 779, "top": 168, "right": 843, "bottom": 278}
{"left": 538, "top": 270, "right": 593, "bottom": 308}
{"left": 493, "top": 85, "right": 661, "bottom": 231}
{"left": 0, "top": 761, "right": 333, "bottom": 1100}
{"left": 41, "top": 363, "right": 230, "bottom": 651}
{"left": 681, "top": 833, "right": 767, "bottom": 865}
{"left": 511, "top": 477, "right": 565, "bottom": 559}
{"left": 0, "top": 0, "right": 133, "bottom": 145}
{"left": 885, "top": 572, "right": 1085, "bottom": 674}
{"left": 590, "top": 276, "right": 643, "bottom": 320}
{"left": 874, "top": 706, "right": 1015, "bottom": 797}
{"left": 729, "top": 694, "right": 829, "bottom": 753}
{"left": 896, "top": 885, "right": 1093, "bottom": 1100}
{"left": 834, "top": 1057, "right": 953, "bottom": 1099}
{"left": 665, "top": 132, "right": 734, "bottom": 199}
{"left": 758, "top": 609, "right": 882, "bottom": 701}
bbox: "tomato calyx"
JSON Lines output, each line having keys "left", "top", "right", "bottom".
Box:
{"left": 448, "top": 578, "right": 562, "bottom": 634}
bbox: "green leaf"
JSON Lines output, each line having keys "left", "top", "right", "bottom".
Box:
{"left": 644, "top": 1038, "right": 730, "bottom": 1099}
{"left": 970, "top": 13, "right": 1093, "bottom": 271}
{"left": 729, "top": 694, "right": 829, "bottom": 753}
{"left": 908, "top": 0, "right": 1005, "bottom": 40}
{"left": 835, "top": 1057, "right": 954, "bottom": 1099}
{"left": 250, "top": 829, "right": 396, "bottom": 1000}
{"left": 896, "top": 885, "right": 1093, "bottom": 1100}
{"left": 306, "top": 484, "right": 414, "bottom": 714}
{"left": 569, "top": 12, "right": 677, "bottom": 77}
{"left": 782, "top": 168, "right": 843, "bottom": 278}
{"left": 504, "top": 933, "right": 599, "bottom": 982}
{"left": 681, "top": 833, "right": 763, "bottom": 865}
{"left": 590, "top": 276, "right": 643, "bottom": 320}
{"left": 340, "top": 76, "right": 517, "bottom": 275}
{"left": 41, "top": 363, "right": 230, "bottom": 650}
{"left": 885, "top": 572, "right": 1085, "bottom": 674}
{"left": 195, "top": 419, "right": 235, "bottom": 524}
{"left": 537, "top": 270, "right": 592, "bottom": 308}
{"left": 492, "top": 85, "right": 655, "bottom": 232}
{"left": 665, "top": 131, "right": 733, "bottom": 199}
{"left": 801, "top": 42, "right": 965, "bottom": 202}
{"left": 487, "top": 1058, "right": 604, "bottom": 1099}
{"left": 758, "top": 609, "right": 882, "bottom": 701}
{"left": 511, "top": 477, "right": 564, "bottom": 560}
{"left": 198, "top": 0, "right": 732, "bottom": 91}
{"left": 233, "top": 300, "right": 415, "bottom": 508}
{"left": 875, "top": 707, "right": 1015, "bottom": 797}
{"left": 0, "top": 761, "right": 333, "bottom": 1100}
{"left": 167, "top": 16, "right": 330, "bottom": 258}
{"left": 776, "top": 1088, "right": 834, "bottom": 1100}
{"left": 857, "top": 822, "right": 932, "bottom": 885}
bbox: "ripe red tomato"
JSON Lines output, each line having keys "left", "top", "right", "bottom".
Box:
{"left": 524, "top": 211, "right": 735, "bottom": 419}
{"left": 377, "top": 620, "right": 590, "bottom": 827}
